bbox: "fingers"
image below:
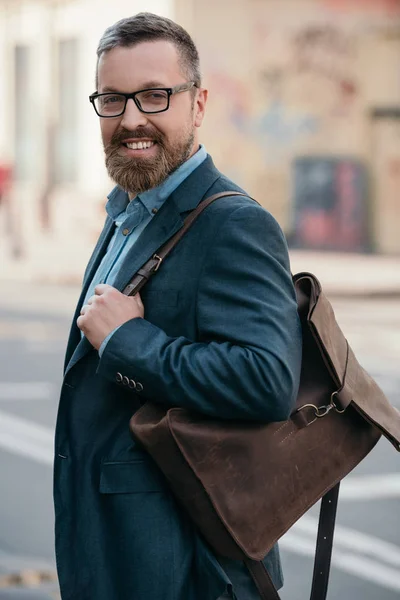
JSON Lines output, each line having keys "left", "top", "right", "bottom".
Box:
{"left": 76, "top": 314, "right": 85, "bottom": 330}
{"left": 80, "top": 304, "right": 89, "bottom": 315}
{"left": 94, "top": 284, "right": 113, "bottom": 295}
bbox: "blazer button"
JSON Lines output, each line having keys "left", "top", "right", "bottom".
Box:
{"left": 129, "top": 379, "right": 136, "bottom": 389}
{"left": 136, "top": 382, "right": 144, "bottom": 392}
{"left": 123, "top": 376, "right": 130, "bottom": 386}
{"left": 116, "top": 372, "right": 123, "bottom": 383}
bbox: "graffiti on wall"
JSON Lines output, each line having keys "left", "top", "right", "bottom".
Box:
{"left": 291, "top": 24, "right": 358, "bottom": 116}
{"left": 208, "top": 69, "right": 320, "bottom": 164}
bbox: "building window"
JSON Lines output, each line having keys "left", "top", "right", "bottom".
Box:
{"left": 14, "top": 45, "right": 34, "bottom": 181}
{"left": 54, "top": 38, "right": 79, "bottom": 184}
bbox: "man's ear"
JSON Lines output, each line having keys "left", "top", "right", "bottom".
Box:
{"left": 194, "top": 88, "right": 208, "bottom": 128}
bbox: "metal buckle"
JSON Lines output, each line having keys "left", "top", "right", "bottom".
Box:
{"left": 296, "top": 402, "right": 335, "bottom": 426}
{"left": 152, "top": 254, "right": 163, "bottom": 272}
{"left": 330, "top": 391, "right": 346, "bottom": 414}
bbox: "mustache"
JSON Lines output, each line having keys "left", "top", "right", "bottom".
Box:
{"left": 108, "top": 127, "right": 164, "bottom": 147}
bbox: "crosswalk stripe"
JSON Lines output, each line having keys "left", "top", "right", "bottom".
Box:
{"left": 292, "top": 514, "right": 400, "bottom": 567}
{"left": 340, "top": 473, "right": 400, "bottom": 500}
{"left": 0, "top": 409, "right": 54, "bottom": 465}
{"left": 280, "top": 531, "right": 400, "bottom": 592}
{"left": 0, "top": 382, "right": 55, "bottom": 401}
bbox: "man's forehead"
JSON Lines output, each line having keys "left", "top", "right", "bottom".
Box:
{"left": 97, "top": 41, "right": 182, "bottom": 90}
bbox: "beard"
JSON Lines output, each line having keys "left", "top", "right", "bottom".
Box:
{"left": 104, "top": 122, "right": 195, "bottom": 195}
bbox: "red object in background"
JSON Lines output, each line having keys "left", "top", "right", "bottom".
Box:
{"left": 335, "top": 161, "right": 365, "bottom": 250}
{"left": 292, "top": 157, "right": 370, "bottom": 252}
{"left": 0, "top": 165, "right": 13, "bottom": 197}
{"left": 298, "top": 211, "right": 338, "bottom": 247}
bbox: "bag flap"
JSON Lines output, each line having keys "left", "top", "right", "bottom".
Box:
{"left": 310, "top": 289, "right": 400, "bottom": 451}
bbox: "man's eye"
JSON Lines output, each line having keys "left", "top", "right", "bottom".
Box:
{"left": 142, "top": 91, "right": 168, "bottom": 101}
{"left": 104, "top": 96, "right": 121, "bottom": 104}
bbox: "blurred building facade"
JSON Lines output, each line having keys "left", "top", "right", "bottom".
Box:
{"left": 0, "top": 0, "right": 399, "bottom": 281}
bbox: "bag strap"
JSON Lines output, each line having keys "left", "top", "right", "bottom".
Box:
{"left": 122, "top": 190, "right": 340, "bottom": 600}
{"left": 243, "top": 483, "right": 340, "bottom": 600}
{"left": 122, "top": 191, "right": 251, "bottom": 296}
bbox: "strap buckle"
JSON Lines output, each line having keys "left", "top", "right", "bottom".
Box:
{"left": 152, "top": 254, "right": 163, "bottom": 272}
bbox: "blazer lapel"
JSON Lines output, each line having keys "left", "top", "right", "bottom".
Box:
{"left": 64, "top": 155, "right": 223, "bottom": 375}
{"left": 112, "top": 196, "right": 183, "bottom": 292}
{"left": 113, "top": 155, "right": 223, "bottom": 292}
{"left": 64, "top": 215, "right": 115, "bottom": 374}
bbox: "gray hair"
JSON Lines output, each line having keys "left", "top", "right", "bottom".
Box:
{"left": 96, "top": 12, "right": 201, "bottom": 89}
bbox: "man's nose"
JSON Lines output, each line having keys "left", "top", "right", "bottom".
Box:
{"left": 120, "top": 98, "right": 149, "bottom": 129}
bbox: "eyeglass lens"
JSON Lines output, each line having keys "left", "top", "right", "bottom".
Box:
{"left": 95, "top": 90, "right": 169, "bottom": 116}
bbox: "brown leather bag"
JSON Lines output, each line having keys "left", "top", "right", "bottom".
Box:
{"left": 125, "top": 192, "right": 400, "bottom": 600}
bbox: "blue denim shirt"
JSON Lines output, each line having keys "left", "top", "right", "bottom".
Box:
{"left": 82, "top": 144, "right": 207, "bottom": 354}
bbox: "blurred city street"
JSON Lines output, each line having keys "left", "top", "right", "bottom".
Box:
{"left": 0, "top": 275, "right": 399, "bottom": 599}
{"left": 0, "top": 0, "right": 399, "bottom": 598}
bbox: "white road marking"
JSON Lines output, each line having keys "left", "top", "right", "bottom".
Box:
{"left": 0, "top": 409, "right": 54, "bottom": 465}
{"left": 0, "top": 319, "right": 66, "bottom": 340}
{"left": 25, "top": 340, "right": 65, "bottom": 354}
{"left": 0, "top": 548, "right": 55, "bottom": 572}
{"left": 280, "top": 531, "right": 400, "bottom": 592}
{"left": 341, "top": 473, "right": 400, "bottom": 500}
{"left": 0, "top": 382, "right": 55, "bottom": 401}
{"left": 292, "top": 515, "right": 400, "bottom": 567}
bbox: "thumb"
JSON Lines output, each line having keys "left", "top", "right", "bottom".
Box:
{"left": 134, "top": 292, "right": 144, "bottom": 310}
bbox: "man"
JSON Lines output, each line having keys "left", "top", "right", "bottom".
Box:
{"left": 54, "top": 12, "right": 302, "bottom": 600}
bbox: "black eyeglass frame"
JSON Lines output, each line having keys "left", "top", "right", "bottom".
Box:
{"left": 89, "top": 81, "right": 198, "bottom": 117}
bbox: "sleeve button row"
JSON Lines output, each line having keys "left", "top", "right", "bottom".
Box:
{"left": 116, "top": 372, "right": 144, "bottom": 392}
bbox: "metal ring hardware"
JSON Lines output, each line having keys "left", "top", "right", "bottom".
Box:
{"left": 296, "top": 391, "right": 348, "bottom": 426}
{"left": 330, "top": 391, "right": 346, "bottom": 414}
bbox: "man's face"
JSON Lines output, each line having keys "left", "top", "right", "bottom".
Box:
{"left": 97, "top": 41, "right": 207, "bottom": 197}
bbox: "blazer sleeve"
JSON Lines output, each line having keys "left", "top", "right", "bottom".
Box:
{"left": 96, "top": 204, "right": 302, "bottom": 421}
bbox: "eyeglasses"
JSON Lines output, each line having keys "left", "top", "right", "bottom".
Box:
{"left": 89, "top": 81, "right": 197, "bottom": 117}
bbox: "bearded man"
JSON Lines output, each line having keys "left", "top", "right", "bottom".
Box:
{"left": 54, "top": 12, "right": 302, "bottom": 600}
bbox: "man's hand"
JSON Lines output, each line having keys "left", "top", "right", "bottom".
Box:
{"left": 77, "top": 284, "right": 144, "bottom": 350}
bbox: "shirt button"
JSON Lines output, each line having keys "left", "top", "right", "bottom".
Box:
{"left": 122, "top": 228, "right": 130, "bottom": 236}
{"left": 152, "top": 208, "right": 158, "bottom": 215}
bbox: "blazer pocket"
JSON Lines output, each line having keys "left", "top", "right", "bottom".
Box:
{"left": 99, "top": 460, "right": 166, "bottom": 494}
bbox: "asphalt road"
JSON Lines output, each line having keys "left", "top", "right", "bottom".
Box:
{"left": 0, "top": 283, "right": 399, "bottom": 599}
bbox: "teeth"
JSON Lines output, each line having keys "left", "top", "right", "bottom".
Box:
{"left": 125, "top": 141, "right": 154, "bottom": 150}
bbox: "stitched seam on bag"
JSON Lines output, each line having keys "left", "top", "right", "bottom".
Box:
{"left": 279, "top": 428, "right": 296, "bottom": 444}
{"left": 273, "top": 421, "right": 290, "bottom": 436}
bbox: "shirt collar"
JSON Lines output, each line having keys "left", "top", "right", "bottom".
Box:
{"left": 106, "top": 144, "right": 207, "bottom": 222}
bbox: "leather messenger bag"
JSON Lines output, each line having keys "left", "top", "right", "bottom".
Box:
{"left": 125, "top": 192, "right": 400, "bottom": 600}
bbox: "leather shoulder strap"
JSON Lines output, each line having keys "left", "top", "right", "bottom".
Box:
{"left": 123, "top": 191, "right": 249, "bottom": 296}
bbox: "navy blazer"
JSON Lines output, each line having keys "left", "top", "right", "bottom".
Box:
{"left": 54, "top": 156, "right": 302, "bottom": 600}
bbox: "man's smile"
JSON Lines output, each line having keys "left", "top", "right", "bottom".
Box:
{"left": 120, "top": 140, "right": 158, "bottom": 155}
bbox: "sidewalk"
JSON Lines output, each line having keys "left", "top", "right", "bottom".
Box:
{"left": 289, "top": 250, "right": 400, "bottom": 298}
